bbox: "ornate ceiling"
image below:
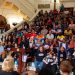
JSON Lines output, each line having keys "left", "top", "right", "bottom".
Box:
{"left": 0, "top": 0, "right": 29, "bottom": 20}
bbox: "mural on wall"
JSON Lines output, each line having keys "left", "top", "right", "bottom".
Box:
{"left": 38, "top": 4, "right": 50, "bottom": 9}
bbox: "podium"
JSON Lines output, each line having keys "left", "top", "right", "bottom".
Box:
{"left": 11, "top": 48, "right": 24, "bottom": 74}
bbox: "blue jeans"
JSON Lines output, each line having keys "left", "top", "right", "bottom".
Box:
{"left": 0, "top": 55, "right": 3, "bottom": 62}
{"left": 34, "top": 60, "right": 43, "bottom": 70}
{"left": 68, "top": 48, "right": 74, "bottom": 55}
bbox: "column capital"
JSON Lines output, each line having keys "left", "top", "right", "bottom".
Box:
{"left": 54, "top": 0, "right": 56, "bottom": 2}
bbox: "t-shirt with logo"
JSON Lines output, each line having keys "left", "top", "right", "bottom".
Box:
{"left": 35, "top": 50, "right": 46, "bottom": 61}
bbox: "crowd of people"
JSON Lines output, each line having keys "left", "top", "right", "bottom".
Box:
{"left": 0, "top": 9, "right": 75, "bottom": 75}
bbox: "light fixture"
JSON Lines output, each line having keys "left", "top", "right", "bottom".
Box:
{"left": 7, "top": 15, "right": 23, "bottom": 28}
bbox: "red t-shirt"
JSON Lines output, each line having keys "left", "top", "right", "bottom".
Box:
{"left": 18, "top": 37, "right": 21, "bottom": 45}
{"left": 70, "top": 41, "right": 75, "bottom": 48}
{"left": 30, "top": 33, "right": 37, "bottom": 37}
{"left": 47, "top": 19, "right": 52, "bottom": 24}
{"left": 25, "top": 33, "right": 31, "bottom": 38}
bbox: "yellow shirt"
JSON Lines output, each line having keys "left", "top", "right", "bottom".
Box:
{"left": 64, "top": 30, "right": 72, "bottom": 35}
{"left": 57, "top": 35, "right": 65, "bottom": 40}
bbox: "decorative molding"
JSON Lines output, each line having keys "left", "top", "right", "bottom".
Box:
{"left": 60, "top": 0, "right": 75, "bottom": 2}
